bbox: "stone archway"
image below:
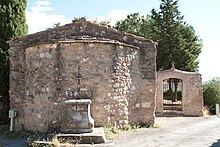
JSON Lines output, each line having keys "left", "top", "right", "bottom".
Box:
{"left": 156, "top": 67, "right": 203, "bottom": 116}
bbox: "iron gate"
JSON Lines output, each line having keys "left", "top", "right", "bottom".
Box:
{"left": 163, "top": 78, "right": 183, "bottom": 111}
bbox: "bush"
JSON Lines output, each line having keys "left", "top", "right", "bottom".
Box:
{"left": 203, "top": 77, "right": 220, "bottom": 114}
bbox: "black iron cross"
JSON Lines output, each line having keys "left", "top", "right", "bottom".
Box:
{"left": 75, "top": 66, "right": 83, "bottom": 85}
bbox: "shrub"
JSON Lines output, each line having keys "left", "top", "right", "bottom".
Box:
{"left": 203, "top": 77, "right": 220, "bottom": 114}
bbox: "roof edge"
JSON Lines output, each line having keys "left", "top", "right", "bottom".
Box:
{"left": 23, "top": 39, "right": 140, "bottom": 51}
{"left": 7, "top": 20, "right": 157, "bottom": 50}
{"left": 157, "top": 68, "right": 201, "bottom": 75}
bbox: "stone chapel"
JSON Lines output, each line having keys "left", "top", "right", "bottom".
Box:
{"left": 8, "top": 19, "right": 157, "bottom": 132}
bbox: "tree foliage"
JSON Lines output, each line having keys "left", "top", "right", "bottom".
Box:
{"left": 114, "top": 0, "right": 202, "bottom": 72}
{"left": 114, "top": 13, "right": 152, "bottom": 38}
{"left": 151, "top": 0, "right": 202, "bottom": 71}
{"left": 0, "top": 0, "right": 28, "bottom": 124}
{"left": 203, "top": 77, "right": 220, "bottom": 112}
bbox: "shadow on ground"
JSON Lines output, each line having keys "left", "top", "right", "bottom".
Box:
{"left": 211, "top": 139, "right": 220, "bottom": 147}
{"left": 0, "top": 138, "right": 26, "bottom": 147}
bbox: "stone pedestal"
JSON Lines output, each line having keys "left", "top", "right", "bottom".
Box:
{"left": 61, "top": 99, "right": 94, "bottom": 133}
{"left": 34, "top": 128, "right": 109, "bottom": 146}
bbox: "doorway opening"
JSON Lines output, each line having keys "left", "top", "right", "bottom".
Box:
{"left": 163, "top": 78, "right": 183, "bottom": 111}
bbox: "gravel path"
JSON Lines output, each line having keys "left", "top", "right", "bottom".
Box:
{"left": 0, "top": 116, "right": 219, "bottom": 147}
{"left": 114, "top": 116, "right": 220, "bottom": 147}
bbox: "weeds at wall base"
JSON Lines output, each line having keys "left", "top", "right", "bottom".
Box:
{"left": 103, "top": 123, "right": 160, "bottom": 140}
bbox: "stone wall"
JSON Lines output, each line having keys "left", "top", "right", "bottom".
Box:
{"left": 8, "top": 20, "right": 157, "bottom": 132}
{"left": 156, "top": 68, "right": 203, "bottom": 116}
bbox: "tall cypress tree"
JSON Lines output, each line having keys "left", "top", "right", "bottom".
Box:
{"left": 0, "top": 0, "right": 28, "bottom": 124}
{"left": 151, "top": 0, "right": 202, "bottom": 71}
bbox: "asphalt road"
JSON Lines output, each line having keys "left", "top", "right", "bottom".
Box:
{"left": 114, "top": 116, "right": 220, "bottom": 147}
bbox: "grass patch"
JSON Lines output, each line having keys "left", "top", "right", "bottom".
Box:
{"left": 103, "top": 126, "right": 120, "bottom": 140}
{"left": 28, "top": 134, "right": 80, "bottom": 147}
{"left": 50, "top": 136, "right": 74, "bottom": 147}
{"left": 152, "top": 123, "right": 160, "bottom": 128}
{"left": 26, "top": 132, "right": 49, "bottom": 146}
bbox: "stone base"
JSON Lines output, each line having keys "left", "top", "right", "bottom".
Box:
{"left": 33, "top": 140, "right": 114, "bottom": 147}
{"left": 47, "top": 128, "right": 106, "bottom": 144}
{"left": 156, "top": 110, "right": 184, "bottom": 117}
{"left": 60, "top": 128, "right": 93, "bottom": 134}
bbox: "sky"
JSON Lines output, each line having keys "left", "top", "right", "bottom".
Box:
{"left": 26, "top": 0, "right": 220, "bottom": 81}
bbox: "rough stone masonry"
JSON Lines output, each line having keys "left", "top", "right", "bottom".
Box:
{"left": 7, "top": 19, "right": 157, "bottom": 132}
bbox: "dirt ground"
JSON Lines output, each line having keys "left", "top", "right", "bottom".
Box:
{"left": 114, "top": 116, "right": 220, "bottom": 147}
{"left": 0, "top": 116, "right": 220, "bottom": 147}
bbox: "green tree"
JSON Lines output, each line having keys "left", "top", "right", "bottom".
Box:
{"left": 114, "top": 13, "right": 152, "bottom": 38}
{"left": 203, "top": 77, "right": 220, "bottom": 113}
{"left": 0, "top": 0, "right": 28, "bottom": 124}
{"left": 151, "top": 0, "right": 202, "bottom": 71}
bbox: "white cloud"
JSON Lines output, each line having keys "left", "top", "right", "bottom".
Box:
{"left": 27, "top": 7, "right": 129, "bottom": 34}
{"left": 31, "top": 5, "right": 54, "bottom": 13}
{"left": 26, "top": 0, "right": 70, "bottom": 34}
{"left": 26, "top": 12, "right": 69, "bottom": 34}
{"left": 35, "top": 0, "right": 51, "bottom": 6}
{"left": 31, "top": 0, "right": 53, "bottom": 13}
{"left": 97, "top": 9, "right": 129, "bottom": 26}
